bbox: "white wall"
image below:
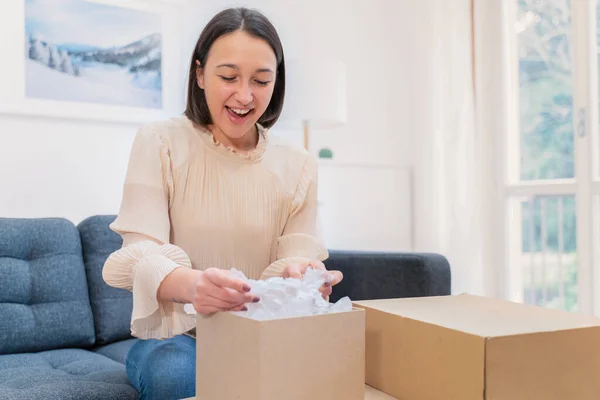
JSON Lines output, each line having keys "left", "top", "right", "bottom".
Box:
{"left": 0, "top": 115, "right": 135, "bottom": 223}
{"left": 1, "top": 0, "right": 416, "bottom": 252}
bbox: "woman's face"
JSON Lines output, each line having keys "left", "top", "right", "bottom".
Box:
{"left": 197, "top": 30, "right": 277, "bottom": 142}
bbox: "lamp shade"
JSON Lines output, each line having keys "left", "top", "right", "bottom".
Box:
{"left": 277, "top": 58, "right": 347, "bottom": 129}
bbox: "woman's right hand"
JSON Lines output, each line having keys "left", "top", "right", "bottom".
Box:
{"left": 191, "top": 268, "right": 259, "bottom": 315}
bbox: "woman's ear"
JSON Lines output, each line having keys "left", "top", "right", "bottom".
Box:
{"left": 195, "top": 60, "right": 205, "bottom": 90}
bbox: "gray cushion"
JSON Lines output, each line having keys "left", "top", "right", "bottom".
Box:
{"left": 78, "top": 215, "right": 133, "bottom": 345}
{"left": 92, "top": 338, "right": 138, "bottom": 364}
{"left": 0, "top": 348, "right": 137, "bottom": 400}
{"left": 326, "top": 250, "right": 452, "bottom": 302}
{"left": 0, "top": 218, "right": 95, "bottom": 354}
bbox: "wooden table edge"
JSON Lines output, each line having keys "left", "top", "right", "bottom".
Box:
{"left": 182, "top": 384, "right": 397, "bottom": 399}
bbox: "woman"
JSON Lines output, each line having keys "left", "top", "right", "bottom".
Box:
{"left": 102, "top": 7, "right": 343, "bottom": 400}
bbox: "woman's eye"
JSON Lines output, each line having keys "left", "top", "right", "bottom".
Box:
{"left": 255, "top": 80, "right": 270, "bottom": 86}
{"left": 219, "top": 76, "right": 236, "bottom": 82}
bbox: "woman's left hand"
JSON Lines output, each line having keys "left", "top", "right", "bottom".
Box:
{"left": 282, "top": 260, "right": 343, "bottom": 300}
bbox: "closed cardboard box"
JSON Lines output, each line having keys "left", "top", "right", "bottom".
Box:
{"left": 354, "top": 294, "right": 600, "bottom": 400}
{"left": 196, "top": 308, "right": 365, "bottom": 400}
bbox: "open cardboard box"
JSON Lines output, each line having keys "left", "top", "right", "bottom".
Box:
{"left": 354, "top": 294, "right": 600, "bottom": 400}
{"left": 196, "top": 307, "right": 365, "bottom": 400}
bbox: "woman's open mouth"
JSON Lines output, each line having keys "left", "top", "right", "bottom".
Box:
{"left": 226, "top": 106, "right": 254, "bottom": 124}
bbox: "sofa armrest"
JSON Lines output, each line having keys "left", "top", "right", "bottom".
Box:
{"left": 325, "top": 250, "right": 451, "bottom": 302}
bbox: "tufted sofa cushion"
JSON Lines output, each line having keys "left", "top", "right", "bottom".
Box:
{"left": 0, "top": 348, "right": 137, "bottom": 400}
{"left": 77, "top": 215, "right": 132, "bottom": 345}
{"left": 0, "top": 218, "right": 95, "bottom": 354}
{"left": 92, "top": 338, "right": 138, "bottom": 364}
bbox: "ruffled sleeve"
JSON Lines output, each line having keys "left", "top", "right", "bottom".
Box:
{"left": 260, "top": 154, "right": 329, "bottom": 279}
{"left": 102, "top": 126, "right": 195, "bottom": 340}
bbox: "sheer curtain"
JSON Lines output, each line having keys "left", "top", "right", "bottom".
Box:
{"left": 473, "top": 0, "right": 516, "bottom": 299}
{"left": 412, "top": 0, "right": 489, "bottom": 295}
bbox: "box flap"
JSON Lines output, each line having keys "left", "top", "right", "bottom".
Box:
{"left": 357, "top": 302, "right": 485, "bottom": 400}
{"left": 354, "top": 294, "right": 600, "bottom": 337}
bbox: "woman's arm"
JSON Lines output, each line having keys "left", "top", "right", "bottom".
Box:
{"left": 103, "top": 127, "right": 197, "bottom": 339}
{"left": 157, "top": 267, "right": 200, "bottom": 304}
{"left": 259, "top": 154, "right": 343, "bottom": 295}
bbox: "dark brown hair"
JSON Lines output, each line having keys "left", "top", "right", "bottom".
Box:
{"left": 184, "top": 8, "right": 285, "bottom": 128}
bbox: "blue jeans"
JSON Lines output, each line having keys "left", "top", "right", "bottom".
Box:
{"left": 126, "top": 335, "right": 196, "bottom": 400}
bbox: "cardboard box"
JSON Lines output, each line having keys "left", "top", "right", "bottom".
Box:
{"left": 354, "top": 294, "right": 600, "bottom": 400}
{"left": 196, "top": 308, "right": 365, "bottom": 400}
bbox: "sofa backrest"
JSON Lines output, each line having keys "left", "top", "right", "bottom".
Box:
{"left": 0, "top": 218, "right": 96, "bottom": 354}
{"left": 77, "top": 215, "right": 133, "bottom": 345}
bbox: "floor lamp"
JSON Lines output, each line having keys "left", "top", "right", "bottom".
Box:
{"left": 278, "top": 58, "right": 347, "bottom": 151}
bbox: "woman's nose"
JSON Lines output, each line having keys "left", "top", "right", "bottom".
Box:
{"left": 234, "top": 82, "right": 253, "bottom": 105}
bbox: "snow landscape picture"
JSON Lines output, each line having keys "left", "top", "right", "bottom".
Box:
{"left": 24, "top": 0, "right": 162, "bottom": 109}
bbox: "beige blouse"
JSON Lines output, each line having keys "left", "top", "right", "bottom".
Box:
{"left": 102, "top": 116, "right": 328, "bottom": 340}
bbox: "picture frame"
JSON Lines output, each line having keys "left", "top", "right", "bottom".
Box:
{"left": 0, "top": 0, "right": 188, "bottom": 124}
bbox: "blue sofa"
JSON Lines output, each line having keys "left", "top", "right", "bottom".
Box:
{"left": 0, "top": 215, "right": 451, "bottom": 400}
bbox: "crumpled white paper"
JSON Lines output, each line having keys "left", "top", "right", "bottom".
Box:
{"left": 229, "top": 267, "right": 353, "bottom": 320}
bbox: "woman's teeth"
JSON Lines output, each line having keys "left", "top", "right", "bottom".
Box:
{"left": 229, "top": 107, "right": 251, "bottom": 115}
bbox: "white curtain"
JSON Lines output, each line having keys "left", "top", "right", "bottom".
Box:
{"left": 473, "top": 0, "right": 516, "bottom": 299}
{"left": 412, "top": 0, "right": 488, "bottom": 296}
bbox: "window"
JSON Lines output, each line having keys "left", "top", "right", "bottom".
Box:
{"left": 506, "top": 0, "right": 598, "bottom": 314}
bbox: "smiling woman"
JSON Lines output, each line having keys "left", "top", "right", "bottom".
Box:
{"left": 101, "top": 7, "right": 340, "bottom": 400}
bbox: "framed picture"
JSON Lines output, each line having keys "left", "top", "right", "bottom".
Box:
{"left": 0, "top": 0, "right": 187, "bottom": 124}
